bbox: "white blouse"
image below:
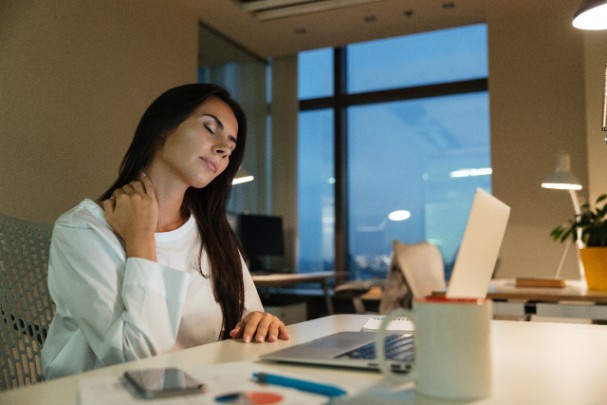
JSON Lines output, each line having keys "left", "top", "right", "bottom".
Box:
{"left": 41, "top": 199, "right": 263, "bottom": 379}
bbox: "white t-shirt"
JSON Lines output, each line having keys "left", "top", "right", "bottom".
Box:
{"left": 41, "top": 199, "right": 263, "bottom": 379}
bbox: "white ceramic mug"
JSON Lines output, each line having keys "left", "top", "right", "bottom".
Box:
{"left": 376, "top": 297, "right": 493, "bottom": 401}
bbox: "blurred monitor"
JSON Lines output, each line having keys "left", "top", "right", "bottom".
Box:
{"left": 235, "top": 213, "right": 285, "bottom": 271}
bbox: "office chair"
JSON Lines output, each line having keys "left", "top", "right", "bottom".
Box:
{"left": 379, "top": 240, "right": 445, "bottom": 314}
{"left": 334, "top": 279, "right": 381, "bottom": 314}
{"left": 0, "top": 213, "right": 54, "bottom": 390}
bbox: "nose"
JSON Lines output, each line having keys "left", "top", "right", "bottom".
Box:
{"left": 213, "top": 137, "right": 231, "bottom": 157}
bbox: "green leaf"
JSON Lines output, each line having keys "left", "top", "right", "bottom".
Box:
{"left": 550, "top": 193, "right": 607, "bottom": 247}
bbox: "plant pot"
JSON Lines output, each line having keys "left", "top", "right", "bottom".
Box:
{"left": 579, "top": 247, "right": 607, "bottom": 291}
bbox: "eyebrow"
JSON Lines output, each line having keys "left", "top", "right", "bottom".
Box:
{"left": 202, "top": 113, "right": 224, "bottom": 131}
{"left": 202, "top": 113, "right": 238, "bottom": 144}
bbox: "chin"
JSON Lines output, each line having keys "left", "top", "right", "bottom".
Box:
{"left": 189, "top": 169, "right": 227, "bottom": 189}
{"left": 190, "top": 174, "right": 218, "bottom": 189}
{"left": 191, "top": 181, "right": 211, "bottom": 189}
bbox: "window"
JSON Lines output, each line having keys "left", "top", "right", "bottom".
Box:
{"left": 298, "top": 24, "right": 490, "bottom": 280}
{"left": 347, "top": 24, "right": 489, "bottom": 93}
{"left": 298, "top": 48, "right": 334, "bottom": 99}
{"left": 297, "top": 109, "right": 335, "bottom": 272}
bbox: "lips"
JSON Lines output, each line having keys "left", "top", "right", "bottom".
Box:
{"left": 200, "top": 157, "right": 218, "bottom": 173}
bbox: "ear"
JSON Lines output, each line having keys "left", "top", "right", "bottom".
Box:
{"left": 156, "top": 130, "right": 171, "bottom": 148}
{"left": 149, "top": 134, "right": 167, "bottom": 162}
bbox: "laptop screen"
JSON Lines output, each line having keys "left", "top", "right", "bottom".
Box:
{"left": 446, "top": 188, "right": 510, "bottom": 298}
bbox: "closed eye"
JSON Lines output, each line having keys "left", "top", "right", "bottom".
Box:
{"left": 204, "top": 124, "right": 216, "bottom": 135}
{"left": 202, "top": 114, "right": 221, "bottom": 134}
{"left": 201, "top": 113, "right": 237, "bottom": 150}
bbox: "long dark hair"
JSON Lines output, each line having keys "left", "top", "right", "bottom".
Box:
{"left": 100, "top": 83, "right": 247, "bottom": 340}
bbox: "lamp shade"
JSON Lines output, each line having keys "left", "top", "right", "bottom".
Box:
{"left": 573, "top": 0, "right": 607, "bottom": 30}
{"left": 541, "top": 153, "right": 583, "bottom": 190}
{"left": 232, "top": 166, "right": 255, "bottom": 185}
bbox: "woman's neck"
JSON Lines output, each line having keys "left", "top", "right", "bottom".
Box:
{"left": 145, "top": 166, "right": 189, "bottom": 233}
{"left": 156, "top": 205, "right": 188, "bottom": 232}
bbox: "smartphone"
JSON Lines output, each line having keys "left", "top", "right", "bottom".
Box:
{"left": 123, "top": 367, "right": 205, "bottom": 399}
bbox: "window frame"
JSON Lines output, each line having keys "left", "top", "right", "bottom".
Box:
{"left": 298, "top": 34, "right": 489, "bottom": 282}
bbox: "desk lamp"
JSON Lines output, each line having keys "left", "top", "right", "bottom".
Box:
{"left": 527, "top": 153, "right": 584, "bottom": 287}
{"left": 541, "top": 153, "right": 583, "bottom": 215}
{"left": 232, "top": 166, "right": 255, "bottom": 185}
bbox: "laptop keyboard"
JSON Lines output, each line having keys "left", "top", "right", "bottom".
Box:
{"left": 336, "top": 333, "right": 414, "bottom": 363}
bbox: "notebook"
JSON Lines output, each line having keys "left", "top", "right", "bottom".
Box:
{"left": 260, "top": 188, "right": 510, "bottom": 372}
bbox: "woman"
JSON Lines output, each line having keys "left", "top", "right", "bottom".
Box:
{"left": 42, "top": 83, "right": 289, "bottom": 379}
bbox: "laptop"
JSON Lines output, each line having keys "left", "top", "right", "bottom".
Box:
{"left": 446, "top": 188, "right": 511, "bottom": 298}
{"left": 259, "top": 188, "right": 511, "bottom": 372}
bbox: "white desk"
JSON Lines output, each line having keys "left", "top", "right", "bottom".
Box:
{"left": 488, "top": 278, "right": 607, "bottom": 321}
{"left": 3, "top": 315, "right": 607, "bottom": 404}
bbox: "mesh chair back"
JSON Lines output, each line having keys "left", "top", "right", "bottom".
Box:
{"left": 0, "top": 213, "right": 54, "bottom": 390}
{"left": 380, "top": 241, "right": 445, "bottom": 314}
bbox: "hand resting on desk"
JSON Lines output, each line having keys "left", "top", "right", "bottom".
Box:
{"left": 229, "top": 311, "right": 290, "bottom": 343}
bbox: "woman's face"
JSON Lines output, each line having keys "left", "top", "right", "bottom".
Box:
{"left": 154, "top": 96, "right": 239, "bottom": 190}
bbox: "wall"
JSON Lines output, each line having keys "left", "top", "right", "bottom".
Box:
{"left": 0, "top": 0, "right": 197, "bottom": 223}
{"left": 584, "top": 30, "right": 607, "bottom": 204}
{"left": 487, "top": 1, "right": 592, "bottom": 279}
{"left": 1, "top": 0, "right": 604, "bottom": 280}
{"left": 271, "top": 56, "right": 299, "bottom": 272}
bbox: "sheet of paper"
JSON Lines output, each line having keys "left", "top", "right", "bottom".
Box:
{"left": 362, "top": 316, "right": 414, "bottom": 332}
{"left": 79, "top": 361, "right": 338, "bottom": 405}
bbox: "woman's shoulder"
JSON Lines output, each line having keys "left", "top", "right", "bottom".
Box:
{"left": 55, "top": 199, "right": 107, "bottom": 230}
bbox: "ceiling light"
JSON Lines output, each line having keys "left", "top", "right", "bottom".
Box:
{"left": 449, "top": 168, "right": 493, "bottom": 178}
{"left": 572, "top": 0, "right": 607, "bottom": 30}
{"left": 232, "top": 166, "right": 255, "bottom": 185}
{"left": 388, "top": 210, "right": 411, "bottom": 221}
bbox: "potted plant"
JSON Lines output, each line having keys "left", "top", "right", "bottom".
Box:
{"left": 551, "top": 194, "right": 607, "bottom": 290}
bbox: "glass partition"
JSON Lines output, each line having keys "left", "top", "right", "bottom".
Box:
{"left": 199, "top": 24, "right": 270, "bottom": 215}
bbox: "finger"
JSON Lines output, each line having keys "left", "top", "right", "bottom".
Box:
{"left": 112, "top": 187, "right": 140, "bottom": 212}
{"left": 130, "top": 180, "right": 146, "bottom": 195}
{"left": 139, "top": 173, "right": 155, "bottom": 198}
{"left": 266, "top": 319, "right": 280, "bottom": 342}
{"left": 116, "top": 186, "right": 132, "bottom": 197}
{"left": 263, "top": 316, "right": 289, "bottom": 342}
{"left": 253, "top": 313, "right": 276, "bottom": 343}
{"left": 277, "top": 323, "right": 290, "bottom": 340}
{"left": 101, "top": 198, "right": 115, "bottom": 215}
{"left": 242, "top": 312, "right": 263, "bottom": 343}
{"left": 113, "top": 187, "right": 132, "bottom": 204}
{"left": 101, "top": 199, "right": 117, "bottom": 229}
{"left": 229, "top": 319, "right": 245, "bottom": 338}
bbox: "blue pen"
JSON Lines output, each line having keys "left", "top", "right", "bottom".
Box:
{"left": 252, "top": 372, "right": 347, "bottom": 397}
